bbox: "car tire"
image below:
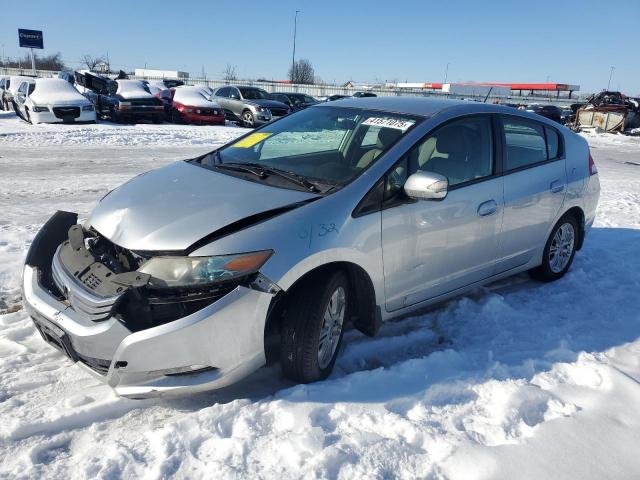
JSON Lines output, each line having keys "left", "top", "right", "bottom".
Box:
{"left": 110, "top": 107, "right": 122, "bottom": 124}
{"left": 242, "top": 110, "right": 255, "bottom": 128}
{"left": 280, "top": 270, "right": 350, "bottom": 383}
{"left": 25, "top": 107, "right": 32, "bottom": 124}
{"left": 529, "top": 214, "right": 579, "bottom": 282}
{"left": 171, "top": 110, "right": 183, "bottom": 124}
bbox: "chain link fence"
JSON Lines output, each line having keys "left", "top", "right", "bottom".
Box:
{"left": 0, "top": 66, "right": 578, "bottom": 106}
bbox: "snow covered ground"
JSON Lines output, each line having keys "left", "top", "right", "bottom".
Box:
{"left": 1, "top": 110, "right": 639, "bottom": 479}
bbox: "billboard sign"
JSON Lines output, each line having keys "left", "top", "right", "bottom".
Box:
{"left": 18, "top": 29, "right": 44, "bottom": 49}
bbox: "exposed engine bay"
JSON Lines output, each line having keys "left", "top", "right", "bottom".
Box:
{"left": 46, "top": 223, "right": 243, "bottom": 332}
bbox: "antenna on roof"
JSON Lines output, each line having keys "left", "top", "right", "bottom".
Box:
{"left": 483, "top": 86, "right": 493, "bottom": 103}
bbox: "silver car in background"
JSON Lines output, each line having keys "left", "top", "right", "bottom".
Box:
{"left": 22, "top": 97, "right": 600, "bottom": 398}
{"left": 213, "top": 85, "right": 290, "bottom": 127}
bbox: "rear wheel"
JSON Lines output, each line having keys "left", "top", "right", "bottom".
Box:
{"left": 242, "top": 110, "right": 255, "bottom": 128}
{"left": 280, "top": 271, "right": 349, "bottom": 383}
{"left": 529, "top": 214, "right": 578, "bottom": 282}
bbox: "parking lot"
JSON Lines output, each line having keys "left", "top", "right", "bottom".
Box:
{"left": 1, "top": 107, "right": 640, "bottom": 478}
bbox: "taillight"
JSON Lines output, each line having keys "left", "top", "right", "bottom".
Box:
{"left": 588, "top": 151, "right": 598, "bottom": 175}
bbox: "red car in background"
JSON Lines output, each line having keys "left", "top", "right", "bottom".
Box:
{"left": 170, "top": 86, "right": 225, "bottom": 125}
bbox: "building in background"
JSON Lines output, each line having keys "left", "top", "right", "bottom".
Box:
{"left": 134, "top": 68, "right": 189, "bottom": 80}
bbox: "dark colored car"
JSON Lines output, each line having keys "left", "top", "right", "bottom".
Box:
{"left": 325, "top": 94, "right": 351, "bottom": 102}
{"left": 525, "top": 104, "right": 562, "bottom": 123}
{"left": 75, "top": 71, "right": 165, "bottom": 123}
{"left": 352, "top": 91, "right": 377, "bottom": 98}
{"left": 271, "top": 92, "right": 318, "bottom": 111}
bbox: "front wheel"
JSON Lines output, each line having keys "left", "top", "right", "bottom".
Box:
{"left": 242, "top": 110, "right": 255, "bottom": 128}
{"left": 280, "top": 271, "right": 350, "bottom": 383}
{"left": 529, "top": 214, "right": 578, "bottom": 282}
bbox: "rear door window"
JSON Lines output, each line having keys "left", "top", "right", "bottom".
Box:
{"left": 502, "top": 117, "right": 548, "bottom": 170}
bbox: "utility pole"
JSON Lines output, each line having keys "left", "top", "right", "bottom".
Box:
{"left": 607, "top": 66, "right": 615, "bottom": 90}
{"left": 291, "top": 10, "right": 300, "bottom": 83}
{"left": 444, "top": 62, "right": 450, "bottom": 84}
{"left": 29, "top": 48, "right": 36, "bottom": 75}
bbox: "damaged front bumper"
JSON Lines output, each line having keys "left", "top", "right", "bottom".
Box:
{"left": 22, "top": 211, "right": 277, "bottom": 398}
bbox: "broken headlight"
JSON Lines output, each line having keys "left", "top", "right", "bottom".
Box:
{"left": 138, "top": 250, "right": 273, "bottom": 288}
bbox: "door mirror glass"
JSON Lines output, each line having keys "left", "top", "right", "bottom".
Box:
{"left": 404, "top": 171, "right": 448, "bottom": 200}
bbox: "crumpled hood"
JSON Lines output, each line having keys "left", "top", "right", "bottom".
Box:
{"left": 86, "top": 161, "right": 318, "bottom": 251}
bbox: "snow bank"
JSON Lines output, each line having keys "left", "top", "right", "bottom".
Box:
{"left": 0, "top": 118, "right": 639, "bottom": 479}
{"left": 0, "top": 110, "right": 244, "bottom": 146}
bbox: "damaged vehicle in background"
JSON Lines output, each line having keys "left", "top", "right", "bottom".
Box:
{"left": 270, "top": 92, "right": 319, "bottom": 111}
{"left": 75, "top": 71, "right": 165, "bottom": 123}
{"left": 12, "top": 78, "right": 97, "bottom": 124}
{"left": 1, "top": 75, "right": 36, "bottom": 111}
{"left": 213, "top": 85, "right": 290, "bottom": 127}
{"left": 170, "top": 85, "right": 225, "bottom": 125}
{"left": 571, "top": 90, "right": 640, "bottom": 133}
{"left": 23, "top": 97, "right": 599, "bottom": 398}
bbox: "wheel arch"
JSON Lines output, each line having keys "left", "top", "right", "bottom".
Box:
{"left": 264, "top": 261, "right": 381, "bottom": 356}
{"left": 563, "top": 206, "right": 586, "bottom": 250}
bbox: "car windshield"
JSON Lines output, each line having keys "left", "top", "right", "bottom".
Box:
{"left": 240, "top": 88, "right": 271, "bottom": 100}
{"left": 198, "top": 106, "right": 421, "bottom": 189}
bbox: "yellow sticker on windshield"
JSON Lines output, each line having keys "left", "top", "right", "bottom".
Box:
{"left": 232, "top": 132, "right": 273, "bottom": 148}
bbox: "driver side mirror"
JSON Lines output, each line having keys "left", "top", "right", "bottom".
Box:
{"left": 404, "top": 171, "right": 448, "bottom": 200}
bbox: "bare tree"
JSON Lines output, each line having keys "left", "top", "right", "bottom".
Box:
{"left": 3, "top": 52, "right": 66, "bottom": 71}
{"left": 80, "top": 54, "right": 106, "bottom": 72}
{"left": 222, "top": 63, "right": 238, "bottom": 81}
{"left": 288, "top": 58, "right": 315, "bottom": 84}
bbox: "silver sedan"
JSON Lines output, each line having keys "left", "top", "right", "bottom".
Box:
{"left": 22, "top": 97, "right": 600, "bottom": 398}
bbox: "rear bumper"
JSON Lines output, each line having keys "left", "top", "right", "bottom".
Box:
{"left": 179, "top": 111, "right": 225, "bottom": 125}
{"left": 22, "top": 212, "right": 275, "bottom": 398}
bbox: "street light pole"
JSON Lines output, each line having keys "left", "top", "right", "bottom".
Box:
{"left": 291, "top": 10, "right": 300, "bottom": 83}
{"left": 444, "top": 62, "right": 450, "bottom": 84}
{"left": 607, "top": 66, "right": 615, "bottom": 90}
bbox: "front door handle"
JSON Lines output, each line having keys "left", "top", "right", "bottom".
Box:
{"left": 477, "top": 199, "right": 498, "bottom": 217}
{"left": 550, "top": 180, "right": 566, "bottom": 193}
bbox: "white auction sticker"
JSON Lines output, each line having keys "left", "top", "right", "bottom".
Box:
{"left": 362, "top": 117, "right": 415, "bottom": 131}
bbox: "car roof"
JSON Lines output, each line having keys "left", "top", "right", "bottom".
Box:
{"left": 315, "top": 96, "right": 471, "bottom": 117}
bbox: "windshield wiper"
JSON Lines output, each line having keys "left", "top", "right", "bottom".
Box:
{"left": 217, "top": 162, "right": 320, "bottom": 192}
{"left": 215, "top": 162, "right": 268, "bottom": 179}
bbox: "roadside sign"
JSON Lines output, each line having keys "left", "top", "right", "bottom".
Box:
{"left": 18, "top": 29, "right": 44, "bottom": 49}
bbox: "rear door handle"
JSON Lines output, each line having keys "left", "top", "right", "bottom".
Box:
{"left": 477, "top": 199, "right": 498, "bottom": 217}
{"left": 550, "top": 180, "right": 566, "bottom": 193}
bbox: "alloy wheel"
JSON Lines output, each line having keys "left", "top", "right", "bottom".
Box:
{"left": 549, "top": 222, "right": 575, "bottom": 273}
{"left": 242, "top": 111, "right": 254, "bottom": 127}
{"left": 317, "top": 286, "right": 346, "bottom": 369}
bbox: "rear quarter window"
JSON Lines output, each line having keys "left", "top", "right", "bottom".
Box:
{"left": 503, "top": 117, "right": 548, "bottom": 170}
{"left": 545, "top": 126, "right": 561, "bottom": 159}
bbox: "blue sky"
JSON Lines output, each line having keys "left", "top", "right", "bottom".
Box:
{"left": 1, "top": 0, "right": 638, "bottom": 94}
